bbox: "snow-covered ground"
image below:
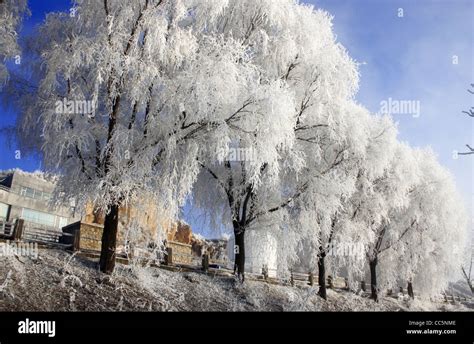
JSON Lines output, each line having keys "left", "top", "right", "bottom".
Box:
{"left": 0, "top": 249, "right": 471, "bottom": 312}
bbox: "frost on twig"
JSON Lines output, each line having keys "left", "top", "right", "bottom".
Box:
{"left": 0, "top": 270, "right": 13, "bottom": 297}
{"left": 60, "top": 275, "right": 83, "bottom": 289}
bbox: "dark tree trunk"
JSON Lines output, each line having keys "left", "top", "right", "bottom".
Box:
{"left": 234, "top": 228, "right": 245, "bottom": 282}
{"left": 407, "top": 281, "right": 414, "bottom": 299}
{"left": 318, "top": 252, "right": 327, "bottom": 300}
{"left": 99, "top": 204, "right": 120, "bottom": 274}
{"left": 461, "top": 267, "right": 473, "bottom": 294}
{"left": 370, "top": 258, "right": 378, "bottom": 302}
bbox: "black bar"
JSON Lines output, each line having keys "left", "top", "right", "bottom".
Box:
{"left": 0, "top": 312, "right": 472, "bottom": 343}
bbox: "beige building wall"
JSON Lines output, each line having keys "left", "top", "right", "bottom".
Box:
{"left": 0, "top": 170, "right": 79, "bottom": 229}
{"left": 83, "top": 198, "right": 193, "bottom": 248}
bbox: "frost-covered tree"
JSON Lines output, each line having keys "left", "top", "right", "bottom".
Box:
{"left": 346, "top": 142, "right": 420, "bottom": 301}
{"left": 9, "top": 0, "right": 469, "bottom": 290}
{"left": 349, "top": 145, "right": 468, "bottom": 301}
{"left": 0, "top": 0, "right": 28, "bottom": 88}
{"left": 186, "top": 0, "right": 360, "bottom": 280}
{"left": 14, "top": 0, "right": 359, "bottom": 275}
{"left": 289, "top": 104, "right": 380, "bottom": 299}
{"left": 310, "top": 115, "right": 399, "bottom": 299}
{"left": 383, "top": 149, "right": 468, "bottom": 297}
{"left": 13, "top": 0, "right": 229, "bottom": 273}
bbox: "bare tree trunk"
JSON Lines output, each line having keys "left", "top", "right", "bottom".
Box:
{"left": 461, "top": 266, "right": 474, "bottom": 294}
{"left": 370, "top": 258, "right": 378, "bottom": 302}
{"left": 318, "top": 252, "right": 327, "bottom": 300}
{"left": 234, "top": 227, "right": 245, "bottom": 282}
{"left": 407, "top": 281, "right": 414, "bottom": 299}
{"left": 467, "top": 281, "right": 474, "bottom": 294}
{"left": 99, "top": 204, "right": 120, "bottom": 274}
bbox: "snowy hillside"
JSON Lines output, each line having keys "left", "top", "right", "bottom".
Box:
{"left": 0, "top": 249, "right": 471, "bottom": 312}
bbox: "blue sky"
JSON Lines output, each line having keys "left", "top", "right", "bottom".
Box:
{"left": 313, "top": 0, "right": 473, "bottom": 227}
{"left": 0, "top": 0, "right": 473, "bottom": 237}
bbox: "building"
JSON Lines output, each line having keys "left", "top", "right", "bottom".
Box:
{"left": 76, "top": 197, "right": 168, "bottom": 254}
{"left": 0, "top": 169, "right": 78, "bottom": 229}
{"left": 0, "top": 169, "right": 232, "bottom": 266}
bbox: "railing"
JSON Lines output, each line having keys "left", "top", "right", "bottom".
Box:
{"left": 0, "top": 219, "right": 13, "bottom": 237}
{"left": 439, "top": 293, "right": 472, "bottom": 303}
{"left": 0, "top": 218, "right": 23, "bottom": 240}
{"left": 15, "top": 221, "right": 75, "bottom": 249}
{"left": 23, "top": 226, "right": 62, "bottom": 243}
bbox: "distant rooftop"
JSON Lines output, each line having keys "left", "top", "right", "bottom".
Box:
{"left": 0, "top": 169, "right": 58, "bottom": 186}
{"left": 0, "top": 171, "right": 13, "bottom": 188}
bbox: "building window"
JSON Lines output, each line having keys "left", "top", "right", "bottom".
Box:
{"left": 22, "top": 208, "right": 56, "bottom": 227}
{"left": 25, "top": 187, "right": 35, "bottom": 199}
{"left": 19, "top": 186, "right": 51, "bottom": 202}
{"left": 33, "top": 190, "right": 41, "bottom": 200}
{"left": 20, "top": 186, "right": 27, "bottom": 196}
{"left": 0, "top": 202, "right": 9, "bottom": 221}
{"left": 20, "top": 186, "right": 36, "bottom": 199}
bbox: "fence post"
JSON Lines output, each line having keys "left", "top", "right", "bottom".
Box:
{"left": 361, "top": 281, "right": 366, "bottom": 292}
{"left": 165, "top": 247, "right": 173, "bottom": 266}
{"left": 328, "top": 275, "right": 333, "bottom": 289}
{"left": 128, "top": 243, "right": 135, "bottom": 260}
{"left": 309, "top": 272, "right": 314, "bottom": 286}
{"left": 73, "top": 229, "right": 81, "bottom": 252}
{"left": 262, "top": 265, "right": 269, "bottom": 281}
{"left": 290, "top": 271, "right": 294, "bottom": 287}
{"left": 202, "top": 253, "right": 209, "bottom": 272}
{"left": 13, "top": 219, "right": 24, "bottom": 241}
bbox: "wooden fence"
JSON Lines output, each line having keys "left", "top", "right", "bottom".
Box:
{"left": 23, "top": 225, "right": 75, "bottom": 249}
{"left": 0, "top": 219, "right": 14, "bottom": 238}
{"left": 2, "top": 218, "right": 472, "bottom": 303}
{"left": 0, "top": 219, "right": 24, "bottom": 241}
{"left": 439, "top": 293, "right": 471, "bottom": 303}
{"left": 1, "top": 219, "right": 75, "bottom": 249}
{"left": 0, "top": 220, "right": 349, "bottom": 290}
